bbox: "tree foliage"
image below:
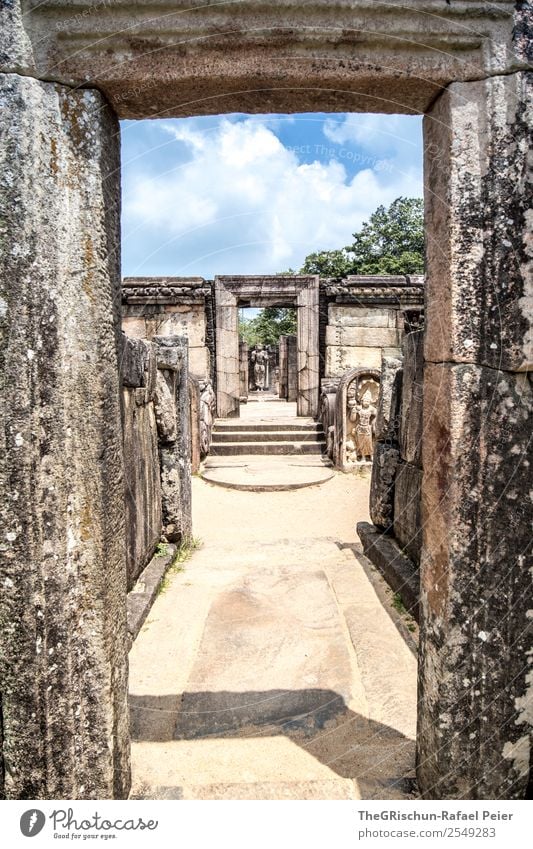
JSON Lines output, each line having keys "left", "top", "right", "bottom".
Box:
{"left": 299, "top": 197, "right": 425, "bottom": 278}
{"left": 239, "top": 307, "right": 297, "bottom": 346}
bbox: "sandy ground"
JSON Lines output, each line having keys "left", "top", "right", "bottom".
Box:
{"left": 129, "top": 471, "right": 418, "bottom": 800}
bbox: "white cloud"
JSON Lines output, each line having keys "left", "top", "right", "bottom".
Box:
{"left": 323, "top": 113, "right": 422, "bottom": 156}
{"left": 122, "top": 114, "right": 422, "bottom": 277}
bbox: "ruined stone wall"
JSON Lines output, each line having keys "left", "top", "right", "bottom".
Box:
{"left": 121, "top": 336, "right": 162, "bottom": 591}
{"left": 322, "top": 277, "right": 424, "bottom": 378}
{"left": 122, "top": 277, "right": 213, "bottom": 381}
{"left": 359, "top": 331, "right": 424, "bottom": 618}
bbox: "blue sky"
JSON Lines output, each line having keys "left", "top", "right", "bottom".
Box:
{"left": 121, "top": 112, "right": 423, "bottom": 279}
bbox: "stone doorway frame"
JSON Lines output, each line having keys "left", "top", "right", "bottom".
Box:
{"left": 215, "top": 275, "right": 319, "bottom": 418}
{"left": 1, "top": 0, "right": 530, "bottom": 802}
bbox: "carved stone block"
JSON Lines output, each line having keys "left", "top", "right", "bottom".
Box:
{"left": 369, "top": 442, "right": 401, "bottom": 530}
{"left": 393, "top": 462, "right": 423, "bottom": 564}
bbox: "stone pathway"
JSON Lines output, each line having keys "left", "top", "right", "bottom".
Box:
{"left": 129, "top": 473, "right": 418, "bottom": 800}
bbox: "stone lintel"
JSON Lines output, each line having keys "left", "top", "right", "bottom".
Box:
{"left": 3, "top": 2, "right": 526, "bottom": 118}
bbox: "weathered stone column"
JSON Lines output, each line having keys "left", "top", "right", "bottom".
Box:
{"left": 419, "top": 71, "right": 532, "bottom": 799}
{"left": 0, "top": 74, "right": 129, "bottom": 798}
{"left": 154, "top": 336, "right": 192, "bottom": 543}
{"left": 214, "top": 281, "right": 239, "bottom": 417}
{"left": 297, "top": 279, "right": 319, "bottom": 417}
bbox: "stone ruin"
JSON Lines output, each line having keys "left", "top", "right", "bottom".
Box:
{"left": 0, "top": 0, "right": 531, "bottom": 802}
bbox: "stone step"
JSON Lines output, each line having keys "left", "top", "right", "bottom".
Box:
{"left": 214, "top": 420, "right": 320, "bottom": 433}
{"left": 209, "top": 441, "right": 326, "bottom": 456}
{"left": 213, "top": 430, "right": 323, "bottom": 443}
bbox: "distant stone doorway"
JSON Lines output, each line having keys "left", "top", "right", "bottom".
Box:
{"left": 215, "top": 276, "right": 319, "bottom": 418}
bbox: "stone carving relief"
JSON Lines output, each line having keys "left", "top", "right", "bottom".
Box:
{"left": 334, "top": 369, "right": 380, "bottom": 471}
{"left": 199, "top": 379, "right": 216, "bottom": 458}
{"left": 346, "top": 380, "right": 379, "bottom": 465}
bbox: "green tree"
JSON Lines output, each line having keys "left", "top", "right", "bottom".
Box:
{"left": 348, "top": 197, "right": 424, "bottom": 275}
{"left": 239, "top": 307, "right": 297, "bottom": 346}
{"left": 297, "top": 196, "right": 425, "bottom": 278}
{"left": 300, "top": 249, "right": 352, "bottom": 277}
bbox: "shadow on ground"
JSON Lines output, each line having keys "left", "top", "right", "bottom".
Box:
{"left": 129, "top": 687, "right": 416, "bottom": 798}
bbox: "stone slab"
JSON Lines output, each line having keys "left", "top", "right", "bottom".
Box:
{"left": 375, "top": 355, "right": 403, "bottom": 442}
{"left": 325, "top": 345, "right": 382, "bottom": 377}
{"left": 399, "top": 330, "right": 424, "bottom": 466}
{"left": 127, "top": 545, "right": 176, "bottom": 644}
{"left": 3, "top": 3, "right": 526, "bottom": 118}
{"left": 326, "top": 326, "right": 401, "bottom": 348}
{"left": 201, "top": 455, "right": 334, "bottom": 491}
{"left": 369, "top": 442, "right": 401, "bottom": 531}
{"left": 173, "top": 568, "right": 353, "bottom": 737}
{"left": 357, "top": 523, "right": 419, "bottom": 621}
{"left": 328, "top": 305, "right": 398, "bottom": 328}
{"left": 393, "top": 462, "right": 423, "bottom": 565}
{"left": 123, "top": 391, "right": 162, "bottom": 590}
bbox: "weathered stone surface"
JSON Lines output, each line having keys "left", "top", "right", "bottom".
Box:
{"left": 393, "top": 462, "right": 423, "bottom": 564}
{"left": 357, "top": 523, "right": 419, "bottom": 621}
{"left": 4, "top": 2, "right": 526, "bottom": 118}
{"left": 0, "top": 74, "right": 129, "bottom": 798}
{"left": 424, "top": 72, "right": 533, "bottom": 371}
{"left": 325, "top": 345, "right": 382, "bottom": 377}
{"left": 189, "top": 377, "right": 201, "bottom": 475}
{"left": 399, "top": 331, "right": 424, "bottom": 466}
{"left": 418, "top": 362, "right": 533, "bottom": 799}
{"left": 325, "top": 326, "right": 401, "bottom": 348}
{"left": 287, "top": 334, "right": 298, "bottom": 403}
{"left": 369, "top": 443, "right": 400, "bottom": 530}
{"left": 0, "top": 1, "right": 34, "bottom": 70}
{"left": 154, "top": 369, "right": 177, "bottom": 442}
{"left": 127, "top": 544, "right": 176, "bottom": 644}
{"left": 334, "top": 368, "right": 380, "bottom": 472}
{"left": 154, "top": 337, "right": 192, "bottom": 543}
{"left": 375, "top": 356, "right": 403, "bottom": 442}
{"left": 123, "top": 390, "right": 162, "bottom": 591}
{"left": 121, "top": 333, "right": 157, "bottom": 394}
{"left": 328, "top": 305, "right": 398, "bottom": 329}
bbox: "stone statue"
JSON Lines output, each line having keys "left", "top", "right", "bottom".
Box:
{"left": 347, "top": 390, "right": 376, "bottom": 462}
{"left": 251, "top": 344, "right": 269, "bottom": 391}
{"left": 199, "top": 380, "right": 216, "bottom": 457}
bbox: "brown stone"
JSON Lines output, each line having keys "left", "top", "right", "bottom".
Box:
{"left": 154, "top": 337, "right": 192, "bottom": 543}
{"left": 424, "top": 72, "right": 533, "bottom": 372}
{"left": 375, "top": 356, "right": 403, "bottom": 443}
{"left": 369, "top": 443, "right": 400, "bottom": 531}
{"left": 393, "top": 462, "right": 423, "bottom": 565}
{"left": 418, "top": 362, "right": 533, "bottom": 799}
{"left": 399, "top": 331, "right": 424, "bottom": 466}
{"left": 2, "top": 2, "right": 527, "bottom": 119}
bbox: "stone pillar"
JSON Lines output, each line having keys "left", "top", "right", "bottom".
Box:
{"left": 154, "top": 336, "right": 192, "bottom": 543}
{"left": 287, "top": 335, "right": 298, "bottom": 403}
{"left": 239, "top": 339, "right": 249, "bottom": 400}
{"left": 393, "top": 331, "right": 424, "bottom": 564}
{"left": 297, "top": 280, "right": 319, "bottom": 417}
{"left": 215, "top": 281, "right": 239, "bottom": 417}
{"left": 278, "top": 335, "right": 288, "bottom": 399}
{"left": 418, "top": 72, "right": 532, "bottom": 799}
{"left": 189, "top": 376, "right": 202, "bottom": 475}
{"left": 0, "top": 75, "right": 129, "bottom": 798}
